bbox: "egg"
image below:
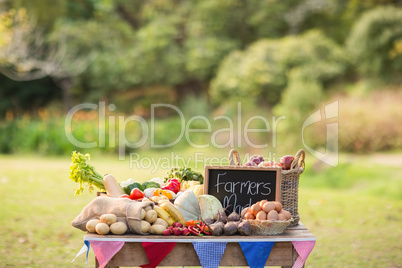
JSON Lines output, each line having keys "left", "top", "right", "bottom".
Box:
{"left": 279, "top": 209, "right": 292, "bottom": 220}
{"left": 278, "top": 214, "right": 287, "bottom": 221}
{"left": 251, "top": 203, "right": 261, "bottom": 216}
{"left": 256, "top": 211, "right": 267, "bottom": 220}
{"left": 262, "top": 202, "right": 276, "bottom": 213}
{"left": 267, "top": 210, "right": 278, "bottom": 220}
{"left": 274, "top": 202, "right": 283, "bottom": 212}
{"left": 241, "top": 207, "right": 251, "bottom": 218}
{"left": 244, "top": 212, "right": 255, "bottom": 220}
{"left": 259, "top": 200, "right": 268, "bottom": 207}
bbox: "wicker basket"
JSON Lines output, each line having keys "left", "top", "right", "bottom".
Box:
{"left": 247, "top": 219, "right": 292, "bottom": 235}
{"left": 228, "top": 149, "right": 305, "bottom": 226}
{"left": 280, "top": 149, "right": 305, "bottom": 226}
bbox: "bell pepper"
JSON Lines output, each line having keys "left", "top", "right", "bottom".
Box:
{"left": 186, "top": 220, "right": 201, "bottom": 227}
{"left": 129, "top": 188, "right": 145, "bottom": 200}
{"left": 153, "top": 189, "right": 173, "bottom": 199}
{"left": 162, "top": 178, "right": 181, "bottom": 194}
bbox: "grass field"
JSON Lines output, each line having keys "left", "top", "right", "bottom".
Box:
{"left": 0, "top": 151, "right": 401, "bottom": 267}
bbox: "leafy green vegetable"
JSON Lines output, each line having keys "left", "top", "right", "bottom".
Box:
{"left": 120, "top": 179, "right": 144, "bottom": 194}
{"left": 142, "top": 181, "right": 161, "bottom": 190}
{"left": 163, "top": 167, "right": 204, "bottom": 184}
{"left": 69, "top": 151, "right": 105, "bottom": 195}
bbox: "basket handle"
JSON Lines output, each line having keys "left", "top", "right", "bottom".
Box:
{"left": 229, "top": 149, "right": 241, "bottom": 166}
{"left": 291, "top": 149, "right": 305, "bottom": 169}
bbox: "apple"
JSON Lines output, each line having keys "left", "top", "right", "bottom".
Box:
{"left": 244, "top": 161, "right": 257, "bottom": 166}
{"left": 258, "top": 161, "right": 273, "bottom": 167}
{"left": 249, "top": 154, "right": 264, "bottom": 165}
{"left": 279, "top": 155, "right": 294, "bottom": 170}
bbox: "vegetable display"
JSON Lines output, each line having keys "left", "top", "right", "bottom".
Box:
{"left": 70, "top": 151, "right": 297, "bottom": 238}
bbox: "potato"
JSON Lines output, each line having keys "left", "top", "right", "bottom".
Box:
{"left": 99, "top": 214, "right": 117, "bottom": 225}
{"left": 144, "top": 205, "right": 152, "bottom": 212}
{"left": 149, "top": 224, "right": 166, "bottom": 235}
{"left": 95, "top": 223, "right": 110, "bottom": 235}
{"left": 144, "top": 210, "right": 157, "bottom": 224}
{"left": 153, "top": 218, "right": 169, "bottom": 228}
{"left": 110, "top": 222, "right": 128, "bottom": 235}
{"left": 86, "top": 219, "right": 100, "bottom": 233}
{"left": 140, "top": 209, "right": 146, "bottom": 220}
{"left": 141, "top": 220, "right": 151, "bottom": 233}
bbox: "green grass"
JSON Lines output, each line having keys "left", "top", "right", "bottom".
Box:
{"left": 0, "top": 151, "right": 401, "bottom": 267}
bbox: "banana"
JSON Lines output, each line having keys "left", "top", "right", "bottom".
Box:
{"left": 154, "top": 206, "right": 175, "bottom": 226}
{"left": 159, "top": 201, "right": 186, "bottom": 225}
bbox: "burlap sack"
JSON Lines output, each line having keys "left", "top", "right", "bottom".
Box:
{"left": 71, "top": 196, "right": 154, "bottom": 234}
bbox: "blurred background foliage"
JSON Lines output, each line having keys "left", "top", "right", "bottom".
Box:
{"left": 0, "top": 0, "right": 401, "bottom": 155}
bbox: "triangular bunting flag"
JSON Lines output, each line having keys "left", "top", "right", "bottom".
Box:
{"left": 239, "top": 241, "right": 275, "bottom": 268}
{"left": 71, "top": 240, "right": 91, "bottom": 267}
{"left": 90, "top": 241, "right": 125, "bottom": 268}
{"left": 192, "top": 241, "right": 227, "bottom": 268}
{"left": 140, "top": 242, "right": 177, "bottom": 268}
{"left": 292, "top": 241, "right": 316, "bottom": 268}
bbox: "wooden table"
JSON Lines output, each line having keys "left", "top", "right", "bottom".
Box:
{"left": 84, "top": 222, "right": 315, "bottom": 268}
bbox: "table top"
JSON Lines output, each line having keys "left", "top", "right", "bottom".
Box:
{"left": 84, "top": 222, "right": 316, "bottom": 243}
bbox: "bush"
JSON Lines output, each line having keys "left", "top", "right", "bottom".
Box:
{"left": 308, "top": 89, "right": 402, "bottom": 153}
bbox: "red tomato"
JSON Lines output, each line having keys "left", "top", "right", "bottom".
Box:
{"left": 119, "top": 194, "right": 131, "bottom": 199}
{"left": 129, "top": 188, "right": 145, "bottom": 200}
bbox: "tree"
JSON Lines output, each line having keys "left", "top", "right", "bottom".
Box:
{"left": 346, "top": 6, "right": 402, "bottom": 79}
{"left": 210, "top": 31, "right": 348, "bottom": 106}
{"left": 0, "top": 7, "right": 96, "bottom": 110}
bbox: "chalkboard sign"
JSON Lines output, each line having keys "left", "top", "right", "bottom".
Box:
{"left": 204, "top": 166, "right": 281, "bottom": 214}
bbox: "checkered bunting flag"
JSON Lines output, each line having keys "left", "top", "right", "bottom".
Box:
{"left": 192, "top": 241, "right": 227, "bottom": 268}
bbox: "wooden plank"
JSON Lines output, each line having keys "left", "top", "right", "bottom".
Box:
{"left": 85, "top": 221, "right": 314, "bottom": 243}
{"left": 85, "top": 231, "right": 315, "bottom": 242}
